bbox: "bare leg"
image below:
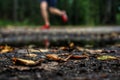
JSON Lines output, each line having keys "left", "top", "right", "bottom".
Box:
{"left": 40, "top": 1, "right": 50, "bottom": 26}
{"left": 49, "top": 7, "right": 65, "bottom": 16}
{"left": 49, "top": 7, "right": 68, "bottom": 22}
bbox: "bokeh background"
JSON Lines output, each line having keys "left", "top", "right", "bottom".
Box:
{"left": 0, "top": 0, "right": 120, "bottom": 26}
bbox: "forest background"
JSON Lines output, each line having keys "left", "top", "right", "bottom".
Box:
{"left": 0, "top": 0, "right": 120, "bottom": 26}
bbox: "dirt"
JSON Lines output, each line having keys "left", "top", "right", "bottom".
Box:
{"left": 0, "top": 45, "right": 120, "bottom": 80}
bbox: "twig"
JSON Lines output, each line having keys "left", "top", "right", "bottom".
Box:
{"left": 26, "top": 47, "right": 30, "bottom": 55}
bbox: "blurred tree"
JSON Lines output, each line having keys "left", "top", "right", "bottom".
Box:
{"left": 101, "top": 0, "right": 117, "bottom": 24}
{"left": 14, "top": 0, "right": 18, "bottom": 22}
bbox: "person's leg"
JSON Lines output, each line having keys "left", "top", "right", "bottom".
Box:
{"left": 49, "top": 7, "right": 64, "bottom": 16}
{"left": 48, "top": 0, "right": 68, "bottom": 23}
{"left": 49, "top": 7, "right": 68, "bottom": 22}
{"left": 40, "top": 0, "right": 50, "bottom": 29}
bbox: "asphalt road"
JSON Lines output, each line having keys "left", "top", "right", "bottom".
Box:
{"left": 0, "top": 26, "right": 120, "bottom": 46}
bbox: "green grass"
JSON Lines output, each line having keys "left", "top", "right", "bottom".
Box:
{"left": 116, "top": 14, "right": 120, "bottom": 25}
{"left": 0, "top": 19, "right": 36, "bottom": 27}
{"left": 0, "top": 19, "right": 120, "bottom": 28}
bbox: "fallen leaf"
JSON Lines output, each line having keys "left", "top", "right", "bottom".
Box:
{"left": 46, "top": 54, "right": 72, "bottom": 61}
{"left": 69, "top": 42, "right": 74, "bottom": 48}
{"left": 0, "top": 45, "right": 13, "bottom": 54}
{"left": 12, "top": 58, "right": 44, "bottom": 66}
{"left": 85, "top": 49, "right": 103, "bottom": 53}
{"left": 46, "top": 54, "right": 60, "bottom": 61}
{"left": 39, "top": 49, "right": 49, "bottom": 52}
{"left": 97, "top": 55, "right": 117, "bottom": 60}
{"left": 59, "top": 46, "right": 68, "bottom": 51}
{"left": 76, "top": 46, "right": 84, "bottom": 51}
{"left": 27, "top": 49, "right": 49, "bottom": 53}
{"left": 25, "top": 53, "right": 37, "bottom": 58}
{"left": 70, "top": 55, "right": 88, "bottom": 59}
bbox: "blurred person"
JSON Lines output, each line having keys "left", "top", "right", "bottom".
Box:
{"left": 39, "top": 0, "right": 68, "bottom": 29}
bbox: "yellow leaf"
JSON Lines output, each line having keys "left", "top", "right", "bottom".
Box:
{"left": 97, "top": 55, "right": 117, "bottom": 60}
{"left": 0, "top": 45, "right": 13, "bottom": 54}
{"left": 69, "top": 42, "right": 74, "bottom": 48}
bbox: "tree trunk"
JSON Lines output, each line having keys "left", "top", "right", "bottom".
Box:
{"left": 13, "top": 0, "right": 18, "bottom": 22}
{"left": 103, "top": 0, "right": 116, "bottom": 24}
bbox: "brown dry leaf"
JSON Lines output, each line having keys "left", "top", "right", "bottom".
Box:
{"left": 69, "top": 42, "right": 74, "bottom": 48}
{"left": 46, "top": 54, "right": 60, "bottom": 61}
{"left": 39, "top": 49, "right": 49, "bottom": 52}
{"left": 97, "top": 55, "right": 117, "bottom": 60}
{"left": 70, "top": 55, "right": 88, "bottom": 59}
{"left": 0, "top": 45, "right": 13, "bottom": 54}
{"left": 12, "top": 58, "right": 44, "bottom": 66}
{"left": 25, "top": 53, "right": 37, "bottom": 58}
{"left": 76, "top": 46, "right": 84, "bottom": 51}
{"left": 59, "top": 46, "right": 68, "bottom": 51}
{"left": 46, "top": 54, "right": 72, "bottom": 61}
{"left": 84, "top": 49, "right": 103, "bottom": 54}
{"left": 27, "top": 49, "right": 49, "bottom": 53}
{"left": 94, "top": 49, "right": 103, "bottom": 53}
